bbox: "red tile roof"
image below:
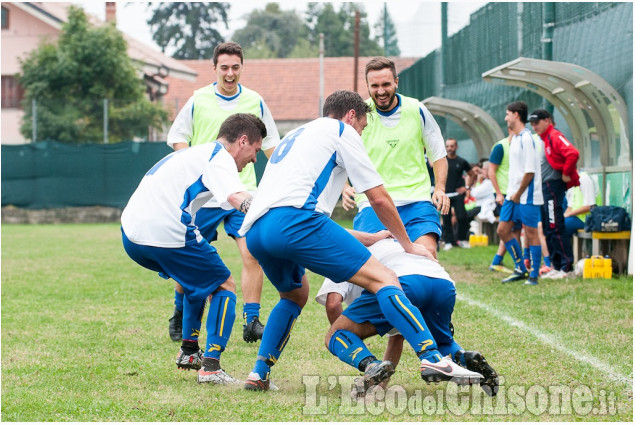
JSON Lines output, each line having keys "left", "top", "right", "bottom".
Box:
{"left": 163, "top": 57, "right": 419, "bottom": 122}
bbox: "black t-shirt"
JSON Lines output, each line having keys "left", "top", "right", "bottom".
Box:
{"left": 446, "top": 156, "right": 471, "bottom": 192}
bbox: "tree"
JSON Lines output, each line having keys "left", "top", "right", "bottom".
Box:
{"left": 374, "top": 6, "right": 401, "bottom": 56}
{"left": 18, "top": 6, "right": 167, "bottom": 143}
{"left": 305, "top": 2, "right": 382, "bottom": 57}
{"left": 232, "top": 3, "right": 317, "bottom": 59}
{"left": 146, "top": 2, "right": 230, "bottom": 59}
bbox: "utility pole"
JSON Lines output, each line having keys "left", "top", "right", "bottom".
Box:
{"left": 319, "top": 33, "right": 325, "bottom": 116}
{"left": 383, "top": 3, "right": 388, "bottom": 54}
{"left": 353, "top": 10, "right": 360, "bottom": 93}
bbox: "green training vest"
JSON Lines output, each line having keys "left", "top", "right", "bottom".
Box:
{"left": 191, "top": 84, "right": 262, "bottom": 191}
{"left": 569, "top": 172, "right": 602, "bottom": 221}
{"left": 356, "top": 96, "right": 431, "bottom": 204}
{"left": 491, "top": 137, "right": 510, "bottom": 195}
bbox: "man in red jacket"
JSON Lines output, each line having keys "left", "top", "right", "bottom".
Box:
{"left": 529, "top": 108, "right": 580, "bottom": 274}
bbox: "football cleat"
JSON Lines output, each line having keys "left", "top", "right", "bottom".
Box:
{"left": 501, "top": 268, "right": 529, "bottom": 283}
{"left": 461, "top": 351, "right": 499, "bottom": 397}
{"left": 524, "top": 277, "right": 539, "bottom": 285}
{"left": 244, "top": 372, "right": 279, "bottom": 391}
{"left": 539, "top": 265, "right": 553, "bottom": 276}
{"left": 243, "top": 317, "right": 265, "bottom": 343}
{"left": 175, "top": 348, "right": 204, "bottom": 370}
{"left": 360, "top": 360, "right": 395, "bottom": 394}
{"left": 420, "top": 357, "right": 483, "bottom": 385}
{"left": 198, "top": 367, "right": 240, "bottom": 385}
{"left": 168, "top": 307, "right": 183, "bottom": 342}
{"left": 489, "top": 264, "right": 513, "bottom": 273}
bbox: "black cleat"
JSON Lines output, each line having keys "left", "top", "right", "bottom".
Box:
{"left": 168, "top": 307, "right": 183, "bottom": 342}
{"left": 462, "top": 351, "right": 499, "bottom": 396}
{"left": 363, "top": 360, "right": 395, "bottom": 392}
{"left": 501, "top": 267, "right": 529, "bottom": 283}
{"left": 243, "top": 317, "right": 265, "bottom": 343}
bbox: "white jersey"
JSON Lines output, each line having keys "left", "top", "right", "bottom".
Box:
{"left": 506, "top": 128, "right": 543, "bottom": 205}
{"left": 316, "top": 238, "right": 454, "bottom": 306}
{"left": 167, "top": 83, "right": 280, "bottom": 152}
{"left": 239, "top": 118, "right": 383, "bottom": 235}
{"left": 121, "top": 142, "right": 246, "bottom": 248}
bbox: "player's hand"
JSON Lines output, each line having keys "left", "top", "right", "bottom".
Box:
{"left": 369, "top": 230, "right": 393, "bottom": 245}
{"left": 432, "top": 189, "right": 450, "bottom": 215}
{"left": 404, "top": 243, "right": 438, "bottom": 262}
{"left": 495, "top": 193, "right": 505, "bottom": 205}
{"left": 510, "top": 192, "right": 521, "bottom": 204}
{"left": 341, "top": 185, "right": 357, "bottom": 211}
{"left": 562, "top": 174, "right": 571, "bottom": 183}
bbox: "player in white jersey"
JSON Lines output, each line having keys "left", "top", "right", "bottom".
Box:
{"left": 498, "top": 101, "right": 544, "bottom": 285}
{"left": 166, "top": 42, "right": 280, "bottom": 343}
{"left": 238, "top": 90, "right": 474, "bottom": 392}
{"left": 122, "top": 114, "right": 265, "bottom": 385}
{"left": 317, "top": 238, "right": 497, "bottom": 397}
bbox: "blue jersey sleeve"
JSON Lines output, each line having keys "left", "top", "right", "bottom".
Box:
{"left": 489, "top": 144, "right": 504, "bottom": 165}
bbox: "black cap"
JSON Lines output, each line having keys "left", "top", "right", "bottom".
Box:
{"left": 528, "top": 109, "right": 551, "bottom": 122}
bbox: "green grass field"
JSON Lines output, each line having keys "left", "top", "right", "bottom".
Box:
{"left": 2, "top": 223, "right": 632, "bottom": 421}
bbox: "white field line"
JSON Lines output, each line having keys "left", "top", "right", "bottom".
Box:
{"left": 457, "top": 293, "right": 633, "bottom": 385}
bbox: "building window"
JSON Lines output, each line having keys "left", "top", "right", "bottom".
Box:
{"left": 1, "top": 6, "right": 8, "bottom": 29}
{"left": 1, "top": 76, "right": 24, "bottom": 109}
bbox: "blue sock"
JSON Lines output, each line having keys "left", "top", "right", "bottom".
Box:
{"left": 243, "top": 302, "right": 261, "bottom": 325}
{"left": 529, "top": 245, "right": 542, "bottom": 278}
{"left": 182, "top": 296, "right": 206, "bottom": 342}
{"left": 438, "top": 340, "right": 464, "bottom": 360}
{"left": 523, "top": 247, "right": 530, "bottom": 262}
{"left": 504, "top": 239, "right": 526, "bottom": 271}
{"left": 253, "top": 298, "right": 302, "bottom": 380}
{"left": 328, "top": 329, "right": 375, "bottom": 371}
{"left": 491, "top": 254, "right": 504, "bottom": 266}
{"left": 174, "top": 289, "right": 184, "bottom": 313}
{"left": 375, "top": 286, "right": 443, "bottom": 363}
{"left": 544, "top": 256, "right": 552, "bottom": 267}
{"left": 205, "top": 290, "right": 236, "bottom": 359}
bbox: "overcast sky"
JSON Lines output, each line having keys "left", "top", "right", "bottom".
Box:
{"left": 76, "top": 1, "right": 487, "bottom": 58}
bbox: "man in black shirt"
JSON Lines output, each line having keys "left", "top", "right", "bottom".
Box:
{"left": 441, "top": 138, "right": 476, "bottom": 250}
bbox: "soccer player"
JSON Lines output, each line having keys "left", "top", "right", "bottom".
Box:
{"left": 166, "top": 42, "right": 280, "bottom": 343}
{"left": 121, "top": 114, "right": 266, "bottom": 384}
{"left": 318, "top": 238, "right": 497, "bottom": 397}
{"left": 498, "top": 101, "right": 544, "bottom": 285}
{"left": 239, "top": 90, "right": 463, "bottom": 392}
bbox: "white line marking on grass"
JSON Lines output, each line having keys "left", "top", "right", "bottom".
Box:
{"left": 457, "top": 294, "right": 633, "bottom": 385}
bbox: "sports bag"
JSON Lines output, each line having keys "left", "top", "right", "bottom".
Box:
{"left": 584, "top": 206, "right": 631, "bottom": 232}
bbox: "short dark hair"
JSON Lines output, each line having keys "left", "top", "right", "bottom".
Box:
{"left": 218, "top": 113, "right": 266, "bottom": 144}
{"left": 365, "top": 56, "right": 397, "bottom": 81}
{"left": 506, "top": 101, "right": 528, "bottom": 123}
{"left": 213, "top": 42, "right": 243, "bottom": 66}
{"left": 323, "top": 90, "right": 371, "bottom": 120}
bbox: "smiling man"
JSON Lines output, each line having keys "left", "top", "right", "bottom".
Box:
{"left": 166, "top": 42, "right": 280, "bottom": 345}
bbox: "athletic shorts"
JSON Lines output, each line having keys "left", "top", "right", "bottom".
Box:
{"left": 246, "top": 207, "right": 372, "bottom": 293}
{"left": 195, "top": 207, "right": 245, "bottom": 242}
{"left": 353, "top": 201, "right": 442, "bottom": 241}
{"left": 315, "top": 279, "right": 362, "bottom": 307}
{"left": 343, "top": 275, "right": 456, "bottom": 347}
{"left": 499, "top": 200, "right": 542, "bottom": 228}
{"left": 122, "top": 228, "right": 230, "bottom": 302}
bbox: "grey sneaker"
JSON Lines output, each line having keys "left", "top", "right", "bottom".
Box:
{"left": 175, "top": 348, "right": 204, "bottom": 370}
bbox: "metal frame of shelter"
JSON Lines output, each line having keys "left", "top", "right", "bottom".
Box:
{"left": 482, "top": 57, "right": 632, "bottom": 205}
{"left": 422, "top": 97, "right": 505, "bottom": 160}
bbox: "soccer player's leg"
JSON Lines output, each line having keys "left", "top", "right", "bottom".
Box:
{"left": 404, "top": 201, "right": 443, "bottom": 259}
{"left": 521, "top": 204, "right": 543, "bottom": 285}
{"left": 177, "top": 294, "right": 206, "bottom": 371}
{"left": 498, "top": 201, "right": 528, "bottom": 282}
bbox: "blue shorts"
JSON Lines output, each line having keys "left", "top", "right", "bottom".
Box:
{"left": 353, "top": 201, "right": 442, "bottom": 242}
{"left": 195, "top": 207, "right": 245, "bottom": 242}
{"left": 246, "top": 207, "right": 372, "bottom": 293}
{"left": 499, "top": 201, "right": 542, "bottom": 228}
{"left": 343, "top": 275, "right": 456, "bottom": 347}
{"left": 122, "top": 228, "right": 230, "bottom": 302}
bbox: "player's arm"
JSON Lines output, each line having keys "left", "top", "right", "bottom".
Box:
{"left": 227, "top": 191, "right": 254, "bottom": 214}
{"left": 347, "top": 229, "right": 392, "bottom": 246}
{"left": 420, "top": 104, "right": 450, "bottom": 214}
{"left": 511, "top": 172, "right": 534, "bottom": 204}
{"left": 364, "top": 185, "right": 436, "bottom": 261}
{"left": 167, "top": 97, "right": 194, "bottom": 151}
{"left": 260, "top": 100, "right": 280, "bottom": 159}
{"left": 431, "top": 157, "right": 450, "bottom": 214}
{"left": 488, "top": 144, "right": 504, "bottom": 204}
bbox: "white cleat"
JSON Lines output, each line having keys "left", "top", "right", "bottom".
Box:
{"left": 420, "top": 356, "right": 484, "bottom": 386}
{"left": 197, "top": 368, "right": 241, "bottom": 385}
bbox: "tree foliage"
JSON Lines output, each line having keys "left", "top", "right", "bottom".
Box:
{"left": 305, "top": 2, "right": 383, "bottom": 57}
{"left": 374, "top": 6, "right": 401, "bottom": 56}
{"left": 146, "top": 2, "right": 230, "bottom": 59}
{"left": 18, "top": 6, "right": 167, "bottom": 143}
{"left": 233, "top": 3, "right": 317, "bottom": 59}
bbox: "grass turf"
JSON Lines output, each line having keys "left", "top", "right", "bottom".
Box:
{"left": 1, "top": 223, "right": 632, "bottom": 421}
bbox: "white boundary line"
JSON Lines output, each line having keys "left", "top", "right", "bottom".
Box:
{"left": 457, "top": 293, "right": 633, "bottom": 385}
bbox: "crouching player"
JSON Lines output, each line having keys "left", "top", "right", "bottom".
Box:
{"left": 318, "top": 237, "right": 499, "bottom": 397}
{"left": 121, "top": 113, "right": 266, "bottom": 385}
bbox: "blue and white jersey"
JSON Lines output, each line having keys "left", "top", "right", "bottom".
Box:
{"left": 239, "top": 117, "right": 383, "bottom": 235}
{"left": 121, "top": 142, "right": 246, "bottom": 248}
{"left": 507, "top": 128, "right": 544, "bottom": 205}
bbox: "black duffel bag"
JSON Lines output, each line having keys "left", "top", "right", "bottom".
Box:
{"left": 584, "top": 206, "right": 632, "bottom": 232}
